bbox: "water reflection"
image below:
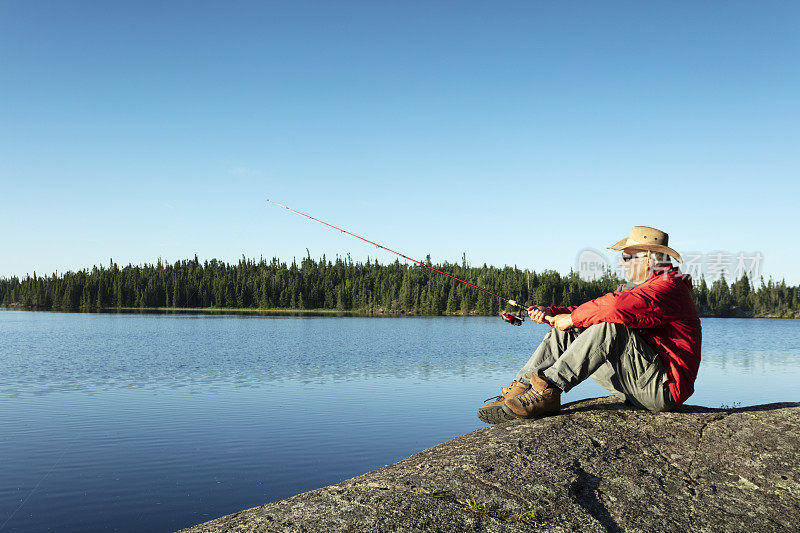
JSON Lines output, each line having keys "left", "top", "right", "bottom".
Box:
{"left": 2, "top": 312, "right": 535, "bottom": 395}
{"left": 1, "top": 311, "right": 799, "bottom": 402}
{"left": 1, "top": 310, "right": 798, "bottom": 532}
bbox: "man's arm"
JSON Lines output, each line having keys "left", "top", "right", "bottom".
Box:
{"left": 570, "top": 279, "right": 677, "bottom": 329}
{"left": 547, "top": 305, "right": 579, "bottom": 315}
{"left": 529, "top": 306, "right": 575, "bottom": 331}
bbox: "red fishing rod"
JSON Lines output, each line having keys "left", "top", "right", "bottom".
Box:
{"left": 268, "top": 200, "right": 529, "bottom": 325}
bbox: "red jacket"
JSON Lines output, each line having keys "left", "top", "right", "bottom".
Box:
{"left": 548, "top": 267, "right": 701, "bottom": 405}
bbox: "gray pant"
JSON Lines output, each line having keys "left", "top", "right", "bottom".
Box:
{"left": 514, "top": 322, "right": 676, "bottom": 412}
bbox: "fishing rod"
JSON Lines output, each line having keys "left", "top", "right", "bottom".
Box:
{"left": 268, "top": 199, "right": 530, "bottom": 325}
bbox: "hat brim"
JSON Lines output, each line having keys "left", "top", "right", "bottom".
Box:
{"left": 608, "top": 238, "right": 683, "bottom": 263}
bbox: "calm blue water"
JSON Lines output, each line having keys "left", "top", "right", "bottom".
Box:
{"left": 1, "top": 310, "right": 798, "bottom": 532}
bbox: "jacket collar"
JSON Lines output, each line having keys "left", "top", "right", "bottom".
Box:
{"left": 618, "top": 266, "right": 679, "bottom": 291}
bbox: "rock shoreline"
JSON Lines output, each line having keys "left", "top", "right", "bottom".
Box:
{"left": 182, "top": 397, "right": 800, "bottom": 532}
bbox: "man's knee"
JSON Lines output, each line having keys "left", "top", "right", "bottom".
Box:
{"left": 585, "top": 322, "right": 625, "bottom": 334}
{"left": 542, "top": 326, "right": 579, "bottom": 348}
{"left": 583, "top": 322, "right": 630, "bottom": 345}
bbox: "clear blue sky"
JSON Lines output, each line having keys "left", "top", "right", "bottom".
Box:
{"left": 2, "top": 1, "right": 798, "bottom": 284}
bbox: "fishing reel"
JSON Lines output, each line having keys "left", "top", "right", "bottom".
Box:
{"left": 501, "top": 300, "right": 528, "bottom": 326}
{"left": 501, "top": 312, "right": 524, "bottom": 326}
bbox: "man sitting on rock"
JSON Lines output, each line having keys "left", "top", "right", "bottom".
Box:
{"left": 478, "top": 226, "right": 702, "bottom": 424}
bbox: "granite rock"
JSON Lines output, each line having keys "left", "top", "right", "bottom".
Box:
{"left": 182, "top": 397, "right": 800, "bottom": 532}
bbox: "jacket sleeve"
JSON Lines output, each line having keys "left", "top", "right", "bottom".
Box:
{"left": 570, "top": 281, "right": 674, "bottom": 329}
{"left": 547, "top": 305, "right": 579, "bottom": 315}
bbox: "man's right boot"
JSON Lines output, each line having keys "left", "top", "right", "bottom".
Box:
{"left": 500, "top": 380, "right": 529, "bottom": 398}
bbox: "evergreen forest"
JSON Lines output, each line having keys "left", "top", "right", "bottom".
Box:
{"left": 1, "top": 255, "right": 798, "bottom": 318}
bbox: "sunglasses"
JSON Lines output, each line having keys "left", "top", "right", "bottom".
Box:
{"left": 621, "top": 251, "right": 649, "bottom": 262}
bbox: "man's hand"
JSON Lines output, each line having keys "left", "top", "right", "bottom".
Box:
{"left": 527, "top": 305, "right": 553, "bottom": 324}
{"left": 548, "top": 313, "right": 574, "bottom": 331}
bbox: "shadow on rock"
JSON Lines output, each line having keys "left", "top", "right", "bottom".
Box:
{"left": 568, "top": 459, "right": 622, "bottom": 533}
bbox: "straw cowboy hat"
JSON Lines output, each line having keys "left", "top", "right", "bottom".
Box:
{"left": 608, "top": 226, "right": 683, "bottom": 263}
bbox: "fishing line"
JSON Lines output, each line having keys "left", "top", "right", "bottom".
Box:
{"left": 268, "top": 199, "right": 530, "bottom": 324}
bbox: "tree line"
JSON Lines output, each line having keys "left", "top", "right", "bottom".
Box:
{"left": 1, "top": 255, "right": 798, "bottom": 318}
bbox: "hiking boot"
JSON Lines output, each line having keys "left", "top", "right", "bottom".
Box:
{"left": 501, "top": 380, "right": 530, "bottom": 398}
{"left": 477, "top": 382, "right": 530, "bottom": 425}
{"left": 502, "top": 373, "right": 561, "bottom": 419}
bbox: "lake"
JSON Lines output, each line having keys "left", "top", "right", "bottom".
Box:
{"left": 1, "top": 310, "right": 798, "bottom": 532}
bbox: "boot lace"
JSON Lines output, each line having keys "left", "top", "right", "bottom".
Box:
{"left": 516, "top": 388, "right": 543, "bottom": 407}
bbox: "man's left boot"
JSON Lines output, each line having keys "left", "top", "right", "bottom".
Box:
{"left": 502, "top": 373, "right": 561, "bottom": 419}
{"left": 476, "top": 381, "right": 530, "bottom": 425}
